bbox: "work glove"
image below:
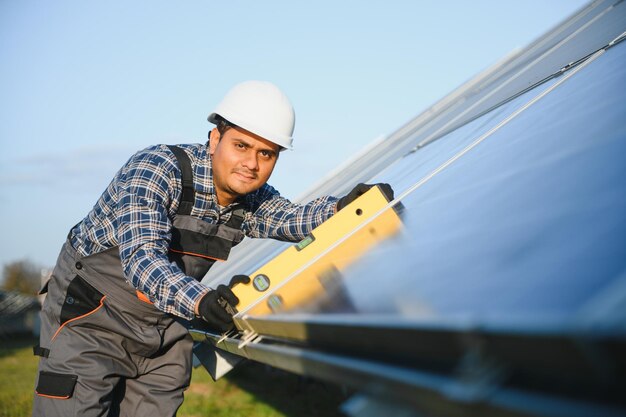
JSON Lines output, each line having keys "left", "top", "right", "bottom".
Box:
{"left": 336, "top": 183, "right": 394, "bottom": 211}
{"left": 198, "top": 275, "right": 250, "bottom": 332}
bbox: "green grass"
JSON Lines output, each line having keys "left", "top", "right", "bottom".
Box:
{"left": 0, "top": 336, "right": 40, "bottom": 417}
{"left": 0, "top": 336, "right": 346, "bottom": 417}
{"left": 181, "top": 361, "right": 346, "bottom": 417}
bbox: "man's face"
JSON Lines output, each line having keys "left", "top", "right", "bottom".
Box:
{"left": 209, "top": 126, "right": 280, "bottom": 206}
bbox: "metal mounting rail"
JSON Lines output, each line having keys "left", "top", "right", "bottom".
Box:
{"left": 190, "top": 319, "right": 626, "bottom": 417}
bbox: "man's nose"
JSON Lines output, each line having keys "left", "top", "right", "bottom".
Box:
{"left": 241, "top": 151, "right": 259, "bottom": 170}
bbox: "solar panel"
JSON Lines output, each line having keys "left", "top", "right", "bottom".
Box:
{"left": 194, "top": 2, "right": 626, "bottom": 415}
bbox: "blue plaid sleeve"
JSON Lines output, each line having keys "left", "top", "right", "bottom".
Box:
{"left": 116, "top": 149, "right": 209, "bottom": 319}
{"left": 244, "top": 184, "right": 339, "bottom": 241}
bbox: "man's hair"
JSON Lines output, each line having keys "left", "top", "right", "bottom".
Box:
{"left": 208, "top": 115, "right": 233, "bottom": 145}
{"left": 216, "top": 117, "right": 233, "bottom": 136}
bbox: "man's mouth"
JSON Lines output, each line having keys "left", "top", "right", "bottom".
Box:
{"left": 233, "top": 170, "right": 257, "bottom": 181}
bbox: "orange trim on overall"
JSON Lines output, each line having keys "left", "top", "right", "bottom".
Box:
{"left": 51, "top": 295, "right": 107, "bottom": 342}
{"left": 35, "top": 392, "right": 71, "bottom": 400}
{"left": 136, "top": 290, "right": 153, "bottom": 304}
{"left": 169, "top": 248, "right": 225, "bottom": 261}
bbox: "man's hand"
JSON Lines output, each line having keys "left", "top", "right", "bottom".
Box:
{"left": 336, "top": 183, "right": 394, "bottom": 211}
{"left": 197, "top": 275, "right": 250, "bottom": 332}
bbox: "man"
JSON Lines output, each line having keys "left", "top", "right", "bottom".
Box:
{"left": 32, "top": 80, "right": 390, "bottom": 416}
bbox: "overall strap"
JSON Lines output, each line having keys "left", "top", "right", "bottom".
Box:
{"left": 167, "top": 145, "right": 195, "bottom": 215}
{"left": 226, "top": 205, "right": 246, "bottom": 230}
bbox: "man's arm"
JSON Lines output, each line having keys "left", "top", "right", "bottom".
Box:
{"left": 115, "top": 149, "right": 210, "bottom": 320}
{"left": 244, "top": 183, "right": 394, "bottom": 243}
{"left": 244, "top": 184, "right": 339, "bottom": 242}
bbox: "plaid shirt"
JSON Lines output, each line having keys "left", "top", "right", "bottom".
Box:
{"left": 69, "top": 143, "right": 338, "bottom": 320}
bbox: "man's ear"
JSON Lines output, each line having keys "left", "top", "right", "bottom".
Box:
{"left": 209, "top": 128, "right": 221, "bottom": 154}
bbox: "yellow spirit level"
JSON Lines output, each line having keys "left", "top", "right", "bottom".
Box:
{"left": 231, "top": 185, "right": 403, "bottom": 320}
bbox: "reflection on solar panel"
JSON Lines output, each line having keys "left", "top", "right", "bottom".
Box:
{"left": 193, "top": 1, "right": 626, "bottom": 415}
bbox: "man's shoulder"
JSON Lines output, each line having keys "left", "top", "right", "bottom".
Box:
{"left": 127, "top": 143, "right": 204, "bottom": 168}
{"left": 167, "top": 143, "right": 205, "bottom": 153}
{"left": 133, "top": 143, "right": 203, "bottom": 155}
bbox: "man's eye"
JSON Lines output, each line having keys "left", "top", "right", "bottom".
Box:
{"left": 260, "top": 151, "right": 273, "bottom": 159}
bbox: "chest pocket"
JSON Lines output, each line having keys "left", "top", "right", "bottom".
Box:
{"left": 166, "top": 145, "right": 245, "bottom": 280}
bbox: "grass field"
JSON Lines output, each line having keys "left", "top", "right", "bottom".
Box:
{"left": 0, "top": 336, "right": 347, "bottom": 417}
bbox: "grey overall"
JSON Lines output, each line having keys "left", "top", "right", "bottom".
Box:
{"left": 32, "top": 145, "right": 245, "bottom": 417}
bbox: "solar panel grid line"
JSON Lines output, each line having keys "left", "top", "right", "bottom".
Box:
{"left": 398, "top": 49, "right": 605, "bottom": 197}
{"left": 414, "top": 1, "right": 620, "bottom": 151}
{"left": 608, "top": 30, "right": 626, "bottom": 46}
{"left": 574, "top": 269, "right": 626, "bottom": 326}
{"left": 400, "top": 24, "right": 622, "bottom": 185}
{"left": 406, "top": 52, "right": 588, "bottom": 155}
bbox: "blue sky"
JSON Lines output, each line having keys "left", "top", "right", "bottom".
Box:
{"left": 0, "top": 0, "right": 589, "bottom": 270}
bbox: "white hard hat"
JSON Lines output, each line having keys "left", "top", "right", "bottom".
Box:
{"left": 208, "top": 80, "right": 295, "bottom": 149}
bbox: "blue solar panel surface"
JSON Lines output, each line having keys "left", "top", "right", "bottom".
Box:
{"left": 336, "top": 39, "right": 626, "bottom": 323}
